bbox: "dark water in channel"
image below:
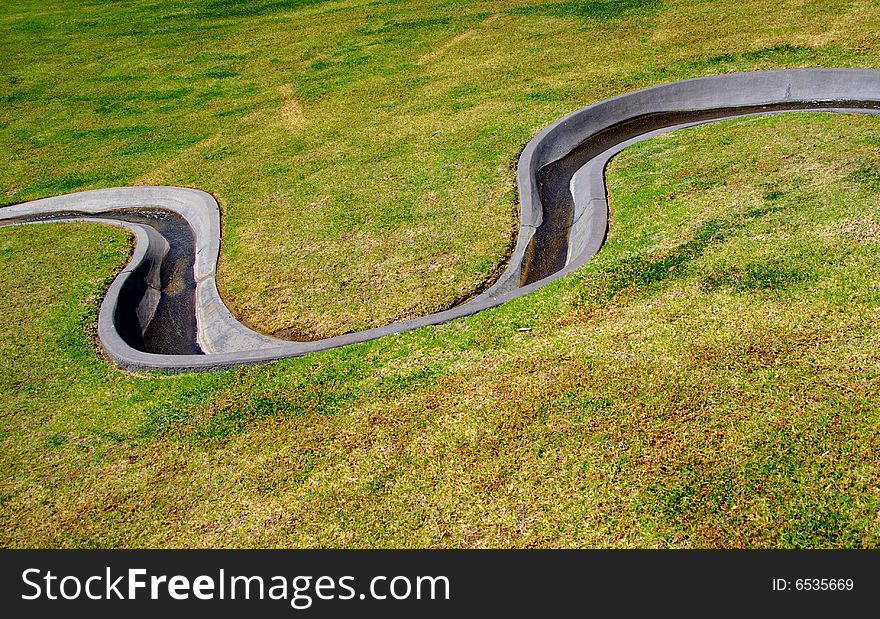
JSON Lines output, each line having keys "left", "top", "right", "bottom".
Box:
{"left": 3, "top": 100, "right": 880, "bottom": 356}
{"left": 0, "top": 208, "right": 202, "bottom": 355}
{"left": 520, "top": 99, "right": 880, "bottom": 285}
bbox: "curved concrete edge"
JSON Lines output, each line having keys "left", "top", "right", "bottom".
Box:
{"left": 512, "top": 68, "right": 880, "bottom": 289}
{"left": 565, "top": 106, "right": 880, "bottom": 268}
{"left": 0, "top": 187, "right": 290, "bottom": 359}
{"left": 2, "top": 217, "right": 167, "bottom": 366}
{"left": 1, "top": 68, "right": 879, "bottom": 371}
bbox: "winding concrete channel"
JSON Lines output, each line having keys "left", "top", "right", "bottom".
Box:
{"left": 2, "top": 68, "right": 879, "bottom": 371}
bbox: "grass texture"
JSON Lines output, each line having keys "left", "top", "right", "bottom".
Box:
{"left": 3, "top": 0, "right": 879, "bottom": 336}
{"left": 2, "top": 0, "right": 880, "bottom": 547}
{"left": 1, "top": 111, "right": 879, "bottom": 547}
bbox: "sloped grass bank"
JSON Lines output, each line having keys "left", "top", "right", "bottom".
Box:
{"left": 2, "top": 112, "right": 878, "bottom": 547}
{"left": 3, "top": 0, "right": 880, "bottom": 337}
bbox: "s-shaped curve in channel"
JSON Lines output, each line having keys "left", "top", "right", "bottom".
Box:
{"left": 2, "top": 68, "right": 879, "bottom": 371}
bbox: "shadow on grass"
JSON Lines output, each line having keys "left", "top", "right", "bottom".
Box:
{"left": 575, "top": 201, "right": 791, "bottom": 308}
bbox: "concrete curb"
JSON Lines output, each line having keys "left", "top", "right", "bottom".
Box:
{"left": 2, "top": 69, "right": 879, "bottom": 371}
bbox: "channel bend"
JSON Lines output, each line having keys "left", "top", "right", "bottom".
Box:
{"left": 1, "top": 68, "right": 879, "bottom": 371}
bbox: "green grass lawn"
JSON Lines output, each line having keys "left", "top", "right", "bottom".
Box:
{"left": 2, "top": 0, "right": 880, "bottom": 548}
{"left": 2, "top": 111, "right": 879, "bottom": 547}
{"left": 3, "top": 0, "right": 880, "bottom": 337}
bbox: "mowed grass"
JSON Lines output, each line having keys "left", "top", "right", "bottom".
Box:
{"left": 1, "top": 111, "right": 879, "bottom": 547}
{"left": 2, "top": 0, "right": 880, "bottom": 337}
